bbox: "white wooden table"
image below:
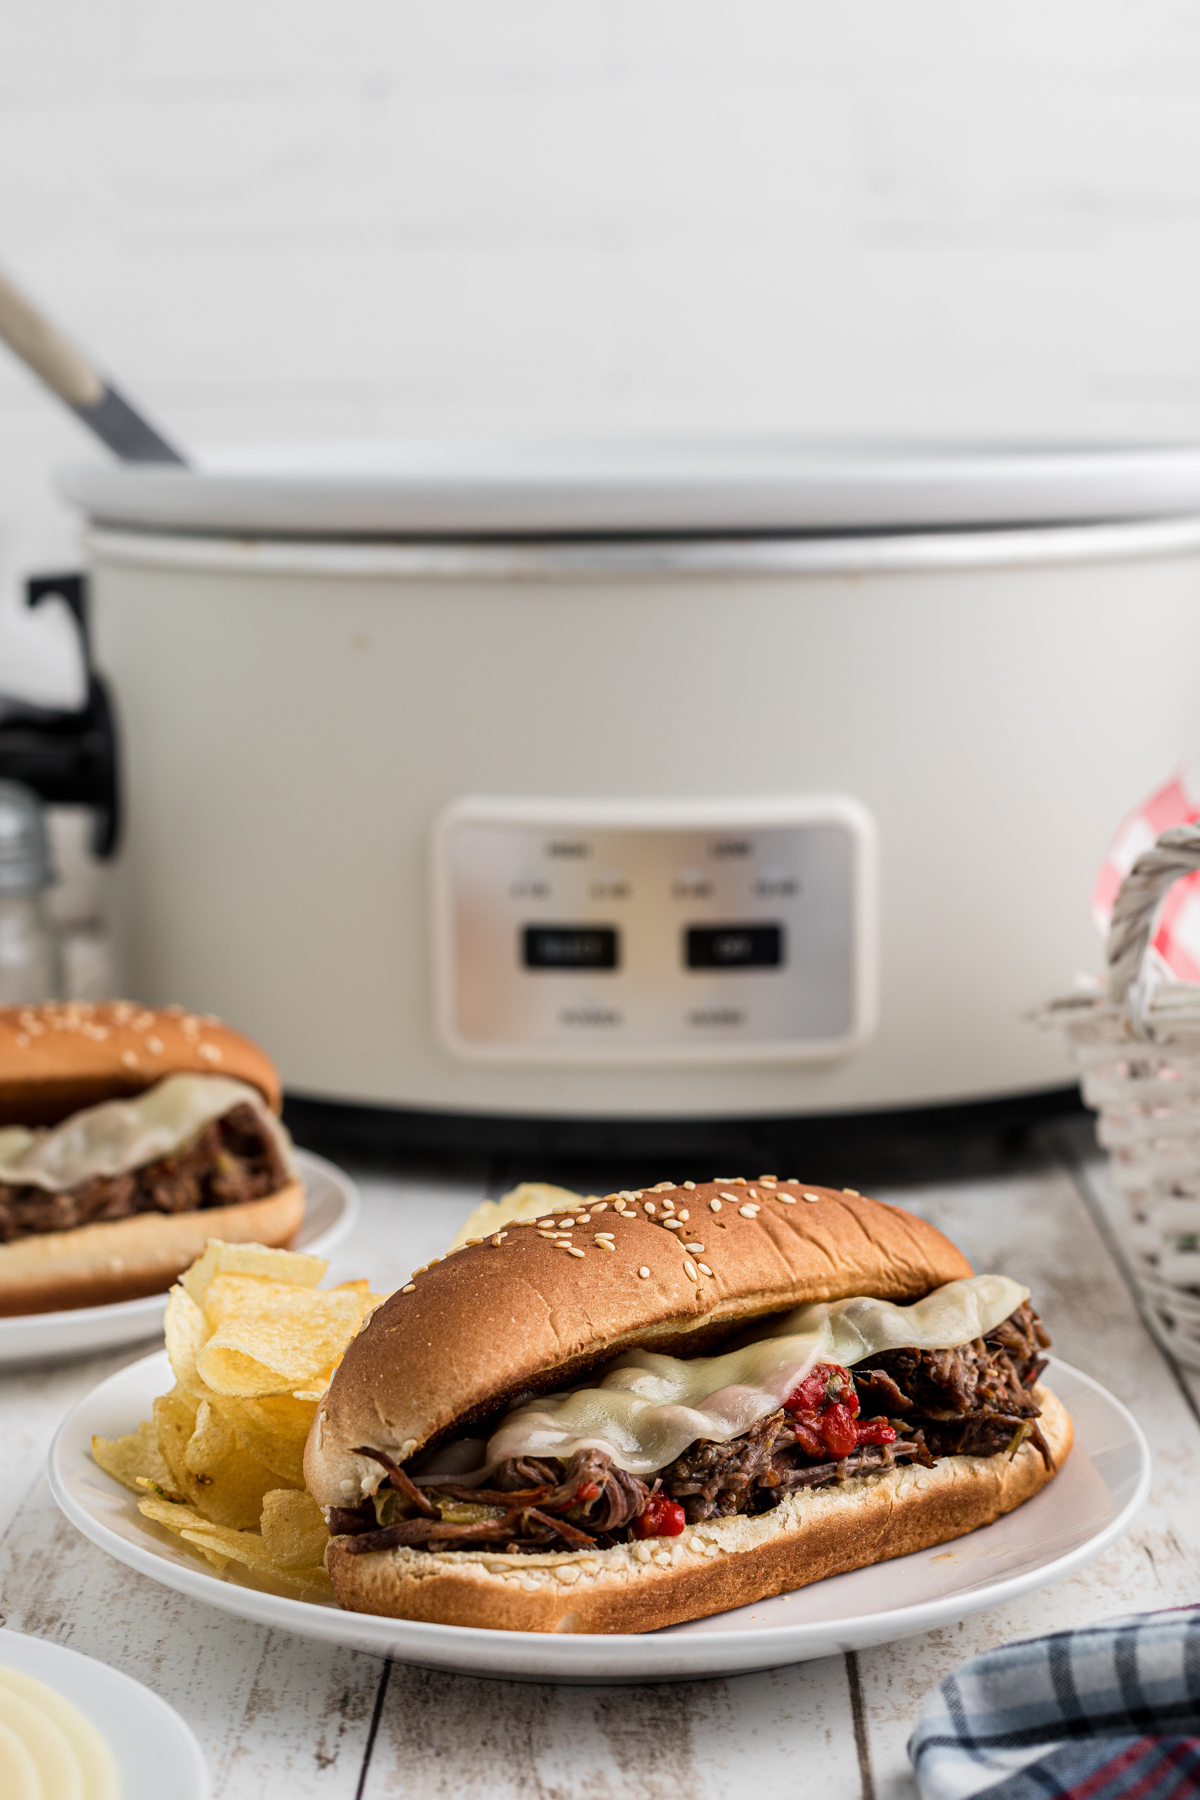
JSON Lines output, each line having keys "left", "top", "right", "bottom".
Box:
{"left": 3, "top": 1118, "right": 1198, "bottom": 1800}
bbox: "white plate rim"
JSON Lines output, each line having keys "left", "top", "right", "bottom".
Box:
{"left": 49, "top": 1354, "right": 1151, "bottom": 1682}
{"left": 0, "top": 1148, "right": 359, "bottom": 1361}
{"left": 0, "top": 1626, "right": 209, "bottom": 1798}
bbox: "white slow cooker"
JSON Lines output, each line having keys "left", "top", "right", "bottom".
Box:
{"left": 61, "top": 439, "right": 1200, "bottom": 1126}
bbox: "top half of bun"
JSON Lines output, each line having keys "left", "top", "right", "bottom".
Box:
{"left": 0, "top": 1001, "right": 282, "bottom": 1124}
{"left": 305, "top": 1180, "right": 973, "bottom": 1509}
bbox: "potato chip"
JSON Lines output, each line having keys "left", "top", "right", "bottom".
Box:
{"left": 448, "top": 1182, "right": 591, "bottom": 1250}
{"left": 152, "top": 1388, "right": 200, "bottom": 1494}
{"left": 91, "top": 1420, "right": 172, "bottom": 1494}
{"left": 164, "top": 1284, "right": 208, "bottom": 1394}
{"left": 152, "top": 1387, "right": 279, "bottom": 1528}
{"left": 196, "top": 1276, "right": 370, "bottom": 1396}
{"left": 260, "top": 1488, "right": 328, "bottom": 1569}
{"left": 212, "top": 1394, "right": 316, "bottom": 1484}
{"left": 182, "top": 1240, "right": 328, "bottom": 1311}
{"left": 137, "top": 1491, "right": 231, "bottom": 1571}
{"left": 183, "top": 1398, "right": 236, "bottom": 1474}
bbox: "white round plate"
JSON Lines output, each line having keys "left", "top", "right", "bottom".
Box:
{"left": 0, "top": 1626, "right": 207, "bottom": 1797}
{"left": 0, "top": 1149, "right": 358, "bottom": 1367}
{"left": 50, "top": 1355, "right": 1148, "bottom": 1684}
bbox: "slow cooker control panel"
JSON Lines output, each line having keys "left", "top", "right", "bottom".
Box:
{"left": 434, "top": 797, "right": 877, "bottom": 1064}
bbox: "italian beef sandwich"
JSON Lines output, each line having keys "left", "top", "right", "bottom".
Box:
{"left": 0, "top": 1001, "right": 302, "bottom": 1315}
{"left": 305, "top": 1177, "right": 1072, "bottom": 1634}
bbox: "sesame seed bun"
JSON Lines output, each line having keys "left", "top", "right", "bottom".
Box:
{"left": 305, "top": 1180, "right": 973, "bottom": 1512}
{"left": 0, "top": 1002, "right": 282, "bottom": 1124}
{"left": 324, "top": 1383, "right": 1071, "bottom": 1634}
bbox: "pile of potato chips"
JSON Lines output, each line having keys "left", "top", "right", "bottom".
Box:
{"left": 92, "top": 1241, "right": 386, "bottom": 1597}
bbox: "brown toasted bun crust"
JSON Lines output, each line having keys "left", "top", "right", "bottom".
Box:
{"left": 325, "top": 1383, "right": 1072, "bottom": 1633}
{"left": 0, "top": 1179, "right": 305, "bottom": 1315}
{"left": 306, "top": 1180, "right": 973, "bottom": 1510}
{"left": 0, "top": 1002, "right": 282, "bottom": 1125}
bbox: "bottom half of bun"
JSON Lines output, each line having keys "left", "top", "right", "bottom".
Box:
{"left": 326, "top": 1385, "right": 1073, "bottom": 1636}
{"left": 0, "top": 1180, "right": 306, "bottom": 1315}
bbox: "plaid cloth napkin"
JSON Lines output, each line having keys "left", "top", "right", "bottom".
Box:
{"left": 909, "top": 1609, "right": 1200, "bottom": 1799}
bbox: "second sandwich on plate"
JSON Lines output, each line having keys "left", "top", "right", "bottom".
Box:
{"left": 0, "top": 1002, "right": 302, "bottom": 1315}
{"left": 305, "top": 1177, "right": 1073, "bottom": 1634}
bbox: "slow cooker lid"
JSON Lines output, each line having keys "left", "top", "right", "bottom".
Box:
{"left": 60, "top": 438, "right": 1200, "bottom": 538}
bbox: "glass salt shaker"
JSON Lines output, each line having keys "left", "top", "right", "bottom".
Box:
{"left": 0, "top": 780, "right": 63, "bottom": 1003}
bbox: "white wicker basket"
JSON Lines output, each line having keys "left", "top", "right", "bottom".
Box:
{"left": 1045, "top": 823, "right": 1200, "bottom": 1368}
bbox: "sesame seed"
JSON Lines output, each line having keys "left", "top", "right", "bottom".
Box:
{"left": 684, "top": 1261, "right": 698, "bottom": 1281}
{"left": 803, "top": 1192, "right": 821, "bottom": 1203}
{"left": 652, "top": 1181, "right": 675, "bottom": 1192}
{"left": 698, "top": 1263, "right": 713, "bottom": 1276}
{"left": 678, "top": 1209, "right": 689, "bottom": 1221}
{"left": 777, "top": 1194, "right": 796, "bottom": 1204}
{"left": 747, "top": 1188, "right": 758, "bottom": 1198}
{"left": 538, "top": 1230, "right": 557, "bottom": 1238}
{"left": 688, "top": 1536, "right": 705, "bottom": 1554}
{"left": 661, "top": 1200, "right": 676, "bottom": 1214}
{"left": 147, "top": 1036, "right": 164, "bottom": 1053}
{"left": 14, "top": 1034, "right": 28, "bottom": 1047}
{"left": 844, "top": 1188, "right": 860, "bottom": 1196}
{"left": 710, "top": 1199, "right": 722, "bottom": 1212}
{"left": 683, "top": 1181, "right": 696, "bottom": 1190}
{"left": 739, "top": 1205, "right": 758, "bottom": 1219}
{"left": 597, "top": 1239, "right": 615, "bottom": 1250}
{"left": 714, "top": 1177, "right": 736, "bottom": 1184}
{"left": 634, "top": 1542, "right": 653, "bottom": 1563}
{"left": 537, "top": 1219, "right": 557, "bottom": 1227}
{"left": 566, "top": 1246, "right": 585, "bottom": 1258}
{"left": 401, "top": 1283, "right": 416, "bottom": 1293}
{"left": 653, "top": 1550, "right": 672, "bottom": 1566}
{"left": 638, "top": 1266, "right": 650, "bottom": 1278}
{"left": 120, "top": 1050, "right": 138, "bottom": 1068}
{"left": 720, "top": 1192, "right": 739, "bottom": 1203}
{"left": 491, "top": 1232, "right": 508, "bottom": 1246}
{"left": 557, "top": 1219, "right": 574, "bottom": 1228}
{"left": 759, "top": 1176, "right": 778, "bottom": 1185}
{"left": 594, "top": 1231, "right": 615, "bottom": 1240}
{"left": 683, "top": 1242, "right": 704, "bottom": 1252}
{"left": 662, "top": 1219, "right": 684, "bottom": 1231}
{"left": 644, "top": 1203, "right": 657, "bottom": 1215}
{"left": 590, "top": 1202, "right": 608, "bottom": 1213}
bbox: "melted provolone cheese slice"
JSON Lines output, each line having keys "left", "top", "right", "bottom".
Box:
{"left": 455, "top": 1274, "right": 1028, "bottom": 1479}
{"left": 0, "top": 1073, "right": 294, "bottom": 1193}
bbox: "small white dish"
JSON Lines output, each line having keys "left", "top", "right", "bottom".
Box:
{"left": 50, "top": 1355, "right": 1149, "bottom": 1684}
{"left": 0, "top": 1626, "right": 208, "bottom": 1797}
{"left": 0, "top": 1149, "right": 358, "bottom": 1367}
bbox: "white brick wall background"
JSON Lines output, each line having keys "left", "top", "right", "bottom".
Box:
{"left": 4, "top": 1, "right": 1200, "bottom": 696}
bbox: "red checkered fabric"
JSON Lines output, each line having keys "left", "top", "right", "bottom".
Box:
{"left": 1091, "top": 778, "right": 1200, "bottom": 982}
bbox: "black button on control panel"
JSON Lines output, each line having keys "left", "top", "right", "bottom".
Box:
{"left": 684, "top": 923, "right": 784, "bottom": 970}
{"left": 522, "top": 924, "right": 620, "bottom": 970}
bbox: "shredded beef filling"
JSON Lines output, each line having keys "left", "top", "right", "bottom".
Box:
{"left": 0, "top": 1103, "right": 289, "bottom": 1243}
{"left": 334, "top": 1299, "right": 1053, "bottom": 1556}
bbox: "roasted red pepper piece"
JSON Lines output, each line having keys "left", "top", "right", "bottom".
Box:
{"left": 854, "top": 1419, "right": 898, "bottom": 1446}
{"left": 819, "top": 1400, "right": 860, "bottom": 1458}
{"left": 784, "top": 1363, "right": 859, "bottom": 1419}
{"left": 634, "top": 1494, "right": 687, "bottom": 1538}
